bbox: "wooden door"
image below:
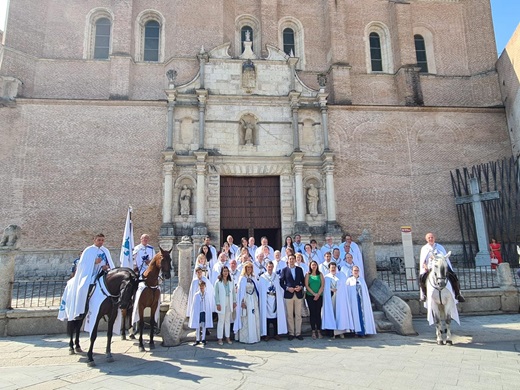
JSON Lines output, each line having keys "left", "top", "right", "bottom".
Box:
{"left": 220, "top": 176, "right": 281, "bottom": 250}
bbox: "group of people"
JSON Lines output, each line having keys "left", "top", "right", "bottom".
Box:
{"left": 186, "top": 234, "right": 376, "bottom": 346}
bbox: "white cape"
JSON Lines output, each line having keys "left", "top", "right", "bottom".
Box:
{"left": 258, "top": 273, "right": 287, "bottom": 336}
{"left": 188, "top": 291, "right": 214, "bottom": 329}
{"left": 83, "top": 276, "right": 122, "bottom": 337}
{"left": 322, "top": 272, "right": 353, "bottom": 331}
{"left": 425, "top": 278, "right": 460, "bottom": 326}
{"left": 346, "top": 276, "right": 376, "bottom": 334}
{"left": 58, "top": 245, "right": 114, "bottom": 321}
{"left": 131, "top": 282, "right": 161, "bottom": 326}
{"left": 186, "top": 276, "right": 214, "bottom": 317}
{"left": 233, "top": 275, "right": 260, "bottom": 332}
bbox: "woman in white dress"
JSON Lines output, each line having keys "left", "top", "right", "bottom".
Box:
{"left": 233, "top": 262, "right": 261, "bottom": 344}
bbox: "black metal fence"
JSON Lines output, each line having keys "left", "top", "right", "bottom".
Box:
{"left": 10, "top": 276, "right": 68, "bottom": 309}
{"left": 10, "top": 275, "right": 179, "bottom": 309}
{"left": 378, "top": 263, "right": 520, "bottom": 292}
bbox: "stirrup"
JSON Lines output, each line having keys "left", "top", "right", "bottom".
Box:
{"left": 456, "top": 294, "right": 466, "bottom": 303}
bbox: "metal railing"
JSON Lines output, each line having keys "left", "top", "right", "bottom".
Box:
{"left": 378, "top": 264, "right": 520, "bottom": 292}
{"left": 10, "top": 277, "right": 68, "bottom": 308}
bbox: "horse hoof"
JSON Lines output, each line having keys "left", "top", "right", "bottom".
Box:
{"left": 437, "top": 340, "right": 444, "bottom": 345}
{"left": 69, "top": 348, "right": 75, "bottom": 355}
{"left": 121, "top": 335, "right": 126, "bottom": 341}
{"left": 139, "top": 346, "right": 145, "bottom": 352}
{"left": 149, "top": 343, "right": 156, "bottom": 350}
{"left": 75, "top": 347, "right": 83, "bottom": 353}
{"left": 129, "top": 334, "right": 136, "bottom": 340}
{"left": 87, "top": 360, "right": 96, "bottom": 367}
{"left": 446, "top": 340, "right": 453, "bottom": 345}
{"left": 106, "top": 356, "right": 114, "bottom": 363}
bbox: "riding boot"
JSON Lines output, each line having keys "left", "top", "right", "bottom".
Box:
{"left": 419, "top": 272, "right": 428, "bottom": 301}
{"left": 447, "top": 271, "right": 465, "bottom": 302}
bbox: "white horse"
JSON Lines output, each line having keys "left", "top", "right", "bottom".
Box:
{"left": 426, "top": 251, "right": 460, "bottom": 345}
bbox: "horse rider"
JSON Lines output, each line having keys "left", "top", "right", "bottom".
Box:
{"left": 419, "top": 232, "right": 465, "bottom": 303}
{"left": 133, "top": 233, "right": 156, "bottom": 277}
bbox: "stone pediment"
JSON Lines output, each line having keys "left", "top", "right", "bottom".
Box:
{"left": 209, "top": 42, "right": 232, "bottom": 59}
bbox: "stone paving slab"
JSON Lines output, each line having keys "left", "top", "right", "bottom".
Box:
{"left": 0, "top": 314, "right": 519, "bottom": 389}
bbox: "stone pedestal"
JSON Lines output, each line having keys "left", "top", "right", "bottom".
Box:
{"left": 0, "top": 249, "right": 17, "bottom": 310}
{"left": 358, "top": 229, "right": 377, "bottom": 288}
{"left": 161, "top": 236, "right": 193, "bottom": 346}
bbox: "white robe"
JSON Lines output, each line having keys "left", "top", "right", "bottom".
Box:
{"left": 186, "top": 276, "right": 214, "bottom": 317}
{"left": 259, "top": 272, "right": 288, "bottom": 336}
{"left": 83, "top": 276, "right": 122, "bottom": 336}
{"left": 255, "top": 245, "right": 274, "bottom": 259}
{"left": 319, "top": 260, "right": 332, "bottom": 276}
{"left": 419, "top": 243, "right": 451, "bottom": 275}
{"left": 188, "top": 291, "right": 214, "bottom": 329}
{"left": 58, "top": 245, "right": 115, "bottom": 321}
{"left": 233, "top": 275, "right": 261, "bottom": 343}
{"left": 322, "top": 272, "right": 353, "bottom": 332}
{"left": 346, "top": 276, "right": 377, "bottom": 334}
{"left": 193, "top": 262, "right": 212, "bottom": 283}
{"left": 133, "top": 244, "right": 156, "bottom": 277}
{"left": 211, "top": 261, "right": 229, "bottom": 285}
{"left": 131, "top": 282, "right": 161, "bottom": 327}
{"left": 273, "top": 259, "right": 287, "bottom": 275}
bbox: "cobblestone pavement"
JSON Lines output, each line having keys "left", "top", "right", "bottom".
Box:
{"left": 0, "top": 314, "right": 519, "bottom": 389}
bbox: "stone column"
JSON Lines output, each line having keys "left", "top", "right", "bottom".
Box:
{"left": 193, "top": 151, "right": 208, "bottom": 236}
{"left": 289, "top": 91, "right": 301, "bottom": 151}
{"left": 161, "top": 236, "right": 193, "bottom": 346}
{"left": 358, "top": 229, "right": 377, "bottom": 288}
{"left": 197, "top": 89, "right": 208, "bottom": 150}
{"left": 317, "top": 91, "right": 329, "bottom": 151}
{"left": 160, "top": 152, "right": 175, "bottom": 236}
{"left": 165, "top": 89, "right": 177, "bottom": 150}
{"left": 322, "top": 152, "right": 337, "bottom": 223}
{"left": 293, "top": 153, "right": 305, "bottom": 223}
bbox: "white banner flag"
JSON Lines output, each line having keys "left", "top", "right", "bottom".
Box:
{"left": 119, "top": 206, "right": 134, "bottom": 268}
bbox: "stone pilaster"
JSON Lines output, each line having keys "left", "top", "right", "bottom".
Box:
{"left": 317, "top": 91, "right": 330, "bottom": 151}
{"left": 292, "top": 152, "right": 309, "bottom": 233}
{"left": 287, "top": 57, "right": 299, "bottom": 91}
{"left": 160, "top": 151, "right": 175, "bottom": 237}
{"left": 194, "top": 151, "right": 208, "bottom": 236}
{"left": 289, "top": 91, "right": 301, "bottom": 151}
{"left": 197, "top": 89, "right": 208, "bottom": 150}
{"left": 0, "top": 249, "right": 16, "bottom": 310}
{"left": 165, "top": 89, "right": 177, "bottom": 150}
{"left": 396, "top": 65, "right": 424, "bottom": 106}
{"left": 321, "top": 152, "right": 337, "bottom": 225}
{"left": 328, "top": 64, "right": 352, "bottom": 105}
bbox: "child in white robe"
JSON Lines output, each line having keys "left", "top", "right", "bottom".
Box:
{"left": 189, "top": 281, "right": 214, "bottom": 345}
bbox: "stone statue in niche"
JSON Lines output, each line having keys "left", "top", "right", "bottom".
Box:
{"left": 179, "top": 185, "right": 191, "bottom": 215}
{"left": 307, "top": 184, "right": 319, "bottom": 216}
{"left": 240, "top": 118, "right": 255, "bottom": 146}
{"left": 0, "top": 224, "right": 21, "bottom": 249}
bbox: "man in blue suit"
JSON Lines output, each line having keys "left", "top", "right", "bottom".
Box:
{"left": 279, "top": 254, "right": 305, "bottom": 340}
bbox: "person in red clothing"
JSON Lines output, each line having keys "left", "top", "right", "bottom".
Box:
{"left": 489, "top": 238, "right": 503, "bottom": 270}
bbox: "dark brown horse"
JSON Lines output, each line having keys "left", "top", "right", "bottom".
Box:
{"left": 136, "top": 247, "right": 172, "bottom": 352}
{"left": 86, "top": 267, "right": 139, "bottom": 367}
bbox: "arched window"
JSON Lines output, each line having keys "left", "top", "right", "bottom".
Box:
{"left": 369, "top": 32, "right": 383, "bottom": 72}
{"left": 278, "top": 17, "right": 305, "bottom": 69}
{"left": 241, "top": 25, "right": 254, "bottom": 53}
{"left": 235, "top": 15, "right": 260, "bottom": 57}
{"left": 135, "top": 10, "right": 165, "bottom": 62}
{"left": 283, "top": 28, "right": 295, "bottom": 56}
{"left": 144, "top": 20, "right": 160, "bottom": 62}
{"left": 84, "top": 8, "right": 113, "bottom": 60}
{"left": 365, "top": 22, "right": 393, "bottom": 74}
{"left": 93, "top": 18, "right": 111, "bottom": 59}
{"left": 414, "top": 34, "right": 428, "bottom": 73}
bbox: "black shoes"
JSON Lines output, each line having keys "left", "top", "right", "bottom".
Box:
{"left": 288, "top": 335, "right": 294, "bottom": 340}
{"left": 296, "top": 335, "right": 304, "bottom": 340}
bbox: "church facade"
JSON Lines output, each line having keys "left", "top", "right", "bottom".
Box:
{"left": 0, "top": 0, "right": 512, "bottom": 266}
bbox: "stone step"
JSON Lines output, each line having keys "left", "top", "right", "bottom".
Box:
{"left": 372, "top": 310, "right": 386, "bottom": 321}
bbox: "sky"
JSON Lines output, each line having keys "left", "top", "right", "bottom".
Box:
{"left": 0, "top": 0, "right": 518, "bottom": 55}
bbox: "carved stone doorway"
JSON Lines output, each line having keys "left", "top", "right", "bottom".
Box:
{"left": 220, "top": 176, "right": 281, "bottom": 251}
